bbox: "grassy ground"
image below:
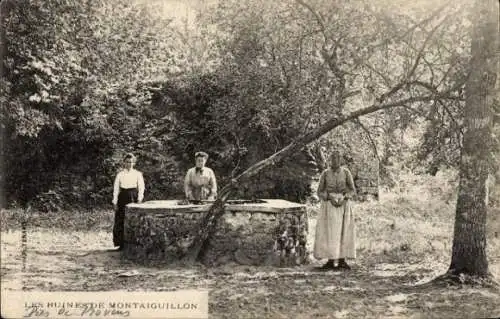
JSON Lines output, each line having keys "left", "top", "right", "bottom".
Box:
{"left": 2, "top": 170, "right": 500, "bottom": 318}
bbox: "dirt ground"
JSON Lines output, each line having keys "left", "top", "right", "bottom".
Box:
{"left": 2, "top": 225, "right": 500, "bottom": 319}
{"left": 2, "top": 172, "right": 500, "bottom": 318}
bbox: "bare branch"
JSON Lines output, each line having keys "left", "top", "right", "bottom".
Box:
{"left": 355, "top": 2, "right": 456, "bottom": 98}
{"left": 369, "top": 0, "right": 454, "bottom": 50}
{"left": 300, "top": 94, "right": 322, "bottom": 134}
{"left": 410, "top": 80, "right": 439, "bottom": 92}
{"left": 376, "top": 15, "right": 456, "bottom": 105}
{"left": 295, "top": 0, "right": 346, "bottom": 80}
{"left": 359, "top": 60, "right": 392, "bottom": 87}
{"left": 406, "top": 12, "right": 453, "bottom": 81}
{"left": 410, "top": 79, "right": 466, "bottom": 101}
{"left": 295, "top": 0, "right": 327, "bottom": 42}
{"left": 422, "top": 56, "right": 436, "bottom": 85}
{"left": 342, "top": 90, "right": 362, "bottom": 100}
{"left": 437, "top": 99, "right": 463, "bottom": 129}
{"left": 435, "top": 59, "right": 460, "bottom": 89}
{"left": 278, "top": 58, "right": 291, "bottom": 90}
{"left": 230, "top": 133, "right": 242, "bottom": 179}
{"left": 399, "top": 104, "right": 436, "bottom": 122}
{"left": 353, "top": 118, "right": 381, "bottom": 162}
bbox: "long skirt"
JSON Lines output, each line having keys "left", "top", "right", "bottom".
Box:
{"left": 113, "top": 188, "right": 138, "bottom": 247}
{"left": 313, "top": 199, "right": 356, "bottom": 260}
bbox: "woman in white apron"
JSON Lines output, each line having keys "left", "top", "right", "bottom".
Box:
{"left": 314, "top": 150, "right": 357, "bottom": 270}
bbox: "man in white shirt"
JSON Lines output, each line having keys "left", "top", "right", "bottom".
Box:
{"left": 184, "top": 151, "right": 217, "bottom": 202}
{"left": 112, "top": 153, "right": 145, "bottom": 250}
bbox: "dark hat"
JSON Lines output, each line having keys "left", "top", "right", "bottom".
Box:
{"left": 195, "top": 151, "right": 209, "bottom": 159}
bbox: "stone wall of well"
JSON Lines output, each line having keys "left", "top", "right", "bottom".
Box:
{"left": 123, "top": 200, "right": 308, "bottom": 267}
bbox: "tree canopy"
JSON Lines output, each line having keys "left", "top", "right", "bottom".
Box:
{"left": 0, "top": 0, "right": 487, "bottom": 211}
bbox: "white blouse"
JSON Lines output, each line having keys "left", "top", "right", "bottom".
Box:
{"left": 112, "top": 169, "right": 145, "bottom": 205}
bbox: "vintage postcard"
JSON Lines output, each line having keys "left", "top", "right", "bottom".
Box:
{"left": 1, "top": 0, "right": 499, "bottom": 318}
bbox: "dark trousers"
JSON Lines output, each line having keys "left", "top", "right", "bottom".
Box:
{"left": 113, "top": 188, "right": 138, "bottom": 247}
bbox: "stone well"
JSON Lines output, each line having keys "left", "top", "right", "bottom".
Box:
{"left": 123, "top": 199, "right": 308, "bottom": 266}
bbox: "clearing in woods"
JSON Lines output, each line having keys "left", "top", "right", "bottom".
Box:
{"left": 2, "top": 173, "right": 500, "bottom": 318}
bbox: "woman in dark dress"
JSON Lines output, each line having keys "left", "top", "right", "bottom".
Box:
{"left": 111, "top": 153, "right": 145, "bottom": 250}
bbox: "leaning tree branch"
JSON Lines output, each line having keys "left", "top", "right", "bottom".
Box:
{"left": 182, "top": 89, "right": 461, "bottom": 263}
{"left": 181, "top": 0, "right": 464, "bottom": 263}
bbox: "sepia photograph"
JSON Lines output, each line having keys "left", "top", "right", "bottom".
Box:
{"left": 1, "top": 0, "right": 500, "bottom": 318}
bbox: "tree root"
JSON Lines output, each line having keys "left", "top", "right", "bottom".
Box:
{"left": 417, "top": 271, "right": 500, "bottom": 290}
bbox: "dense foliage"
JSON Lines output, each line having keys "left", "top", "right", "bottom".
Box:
{"left": 1, "top": 0, "right": 482, "bottom": 211}
{"left": 1, "top": 0, "right": 178, "bottom": 209}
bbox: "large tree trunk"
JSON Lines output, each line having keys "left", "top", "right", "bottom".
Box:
{"left": 446, "top": 0, "right": 499, "bottom": 278}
